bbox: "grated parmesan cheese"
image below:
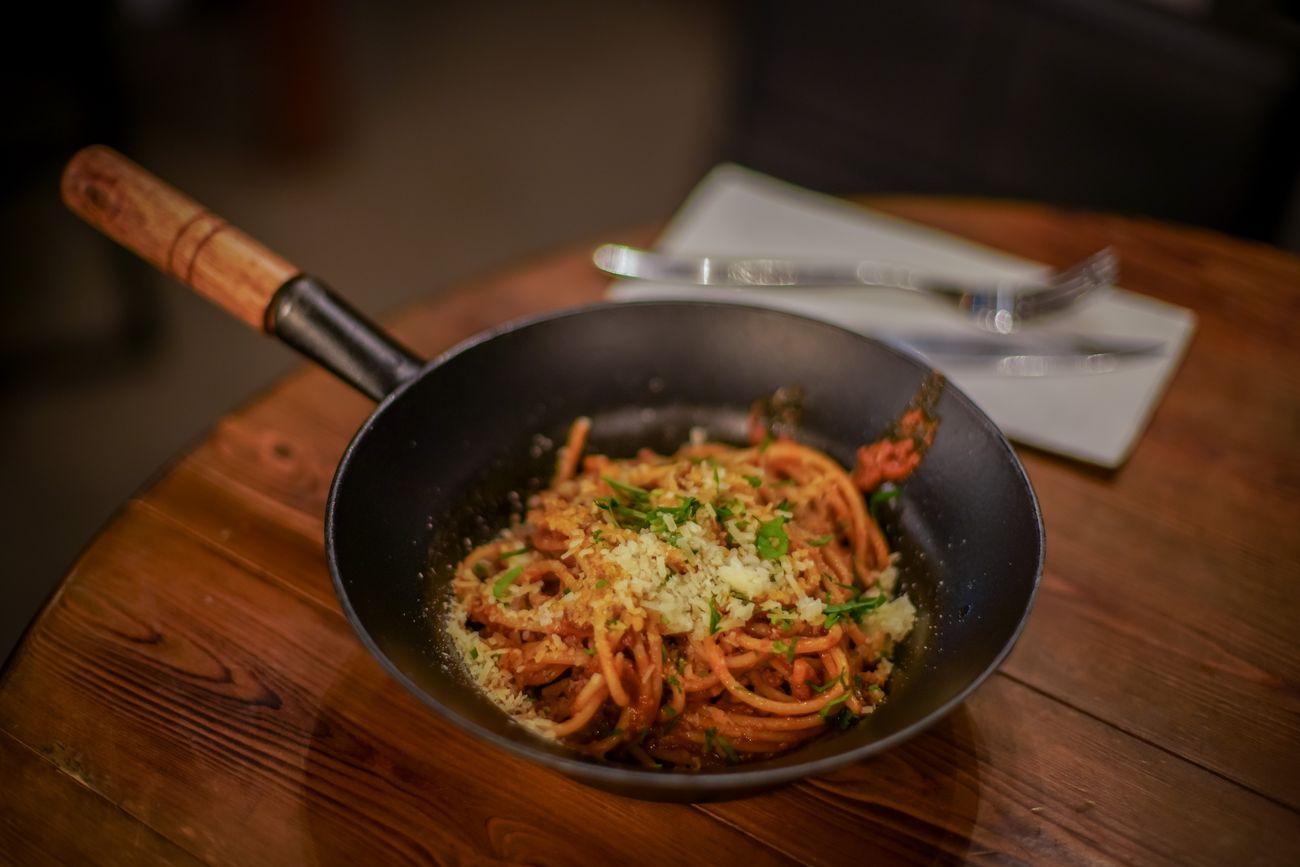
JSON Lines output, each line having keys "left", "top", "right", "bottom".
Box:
{"left": 444, "top": 437, "right": 921, "bottom": 738}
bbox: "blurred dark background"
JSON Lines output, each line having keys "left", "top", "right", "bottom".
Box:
{"left": 2, "top": 0, "right": 1297, "bottom": 663}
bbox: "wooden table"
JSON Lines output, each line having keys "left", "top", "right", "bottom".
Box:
{"left": 3, "top": 200, "right": 1298, "bottom": 866}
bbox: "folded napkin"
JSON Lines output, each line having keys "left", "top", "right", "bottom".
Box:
{"left": 607, "top": 164, "right": 1195, "bottom": 468}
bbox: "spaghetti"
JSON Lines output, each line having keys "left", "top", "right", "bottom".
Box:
{"left": 447, "top": 397, "right": 937, "bottom": 770}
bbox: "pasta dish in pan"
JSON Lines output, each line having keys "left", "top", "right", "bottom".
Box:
{"left": 446, "top": 389, "right": 937, "bottom": 769}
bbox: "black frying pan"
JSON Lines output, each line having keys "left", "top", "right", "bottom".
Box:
{"left": 63, "top": 146, "right": 1043, "bottom": 802}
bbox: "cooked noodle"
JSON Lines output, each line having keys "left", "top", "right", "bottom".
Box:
{"left": 446, "top": 398, "right": 937, "bottom": 770}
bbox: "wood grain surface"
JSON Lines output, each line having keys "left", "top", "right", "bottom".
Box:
{"left": 2, "top": 202, "right": 1298, "bottom": 866}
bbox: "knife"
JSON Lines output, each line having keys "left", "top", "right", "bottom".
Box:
{"left": 883, "top": 333, "right": 1166, "bottom": 376}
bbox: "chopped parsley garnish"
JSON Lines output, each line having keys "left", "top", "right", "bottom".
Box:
{"left": 771, "top": 638, "right": 797, "bottom": 664}
{"left": 594, "top": 496, "right": 644, "bottom": 528}
{"left": 807, "top": 534, "right": 833, "bottom": 547}
{"left": 469, "top": 647, "right": 479, "bottom": 660}
{"left": 592, "top": 529, "right": 603, "bottom": 543}
{"left": 818, "top": 690, "right": 852, "bottom": 718}
{"left": 821, "top": 591, "right": 888, "bottom": 628}
{"left": 759, "top": 432, "right": 774, "bottom": 452}
{"left": 708, "top": 599, "right": 722, "bottom": 634}
{"left": 715, "top": 733, "right": 740, "bottom": 764}
{"left": 831, "top": 709, "right": 858, "bottom": 730}
{"left": 755, "top": 515, "right": 789, "bottom": 560}
{"left": 491, "top": 565, "right": 524, "bottom": 600}
{"left": 648, "top": 497, "right": 701, "bottom": 541}
{"left": 499, "top": 545, "right": 532, "bottom": 559}
{"left": 744, "top": 475, "right": 762, "bottom": 488}
{"left": 869, "top": 486, "right": 899, "bottom": 522}
{"left": 472, "top": 561, "right": 490, "bottom": 579}
{"left": 603, "top": 475, "right": 651, "bottom": 504}
{"left": 599, "top": 482, "right": 700, "bottom": 540}
{"left": 811, "top": 672, "right": 845, "bottom": 694}
{"left": 704, "top": 727, "right": 716, "bottom": 752}
{"left": 595, "top": 580, "right": 607, "bottom": 588}
{"left": 767, "top": 608, "right": 795, "bottom": 630}
{"left": 583, "top": 647, "right": 596, "bottom": 656}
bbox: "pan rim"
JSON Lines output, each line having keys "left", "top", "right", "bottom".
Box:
{"left": 324, "top": 299, "right": 1045, "bottom": 795}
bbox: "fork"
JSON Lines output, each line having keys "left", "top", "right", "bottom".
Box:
{"left": 594, "top": 244, "right": 1119, "bottom": 333}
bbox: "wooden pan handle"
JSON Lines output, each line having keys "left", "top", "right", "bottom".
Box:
{"left": 61, "top": 145, "right": 299, "bottom": 331}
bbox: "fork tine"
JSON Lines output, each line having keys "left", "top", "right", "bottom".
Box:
{"left": 1013, "top": 248, "right": 1117, "bottom": 318}
{"left": 1048, "top": 247, "right": 1118, "bottom": 287}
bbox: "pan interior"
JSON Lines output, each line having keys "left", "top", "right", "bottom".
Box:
{"left": 328, "top": 302, "right": 1041, "bottom": 786}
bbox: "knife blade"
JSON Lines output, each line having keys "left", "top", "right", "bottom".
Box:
{"left": 882, "top": 333, "right": 1166, "bottom": 376}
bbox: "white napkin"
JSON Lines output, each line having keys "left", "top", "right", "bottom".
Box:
{"left": 607, "top": 164, "right": 1195, "bottom": 468}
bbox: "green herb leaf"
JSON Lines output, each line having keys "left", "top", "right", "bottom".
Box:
{"left": 833, "top": 709, "right": 858, "bottom": 730}
{"left": 759, "top": 432, "right": 774, "bottom": 452}
{"left": 807, "top": 534, "right": 833, "bottom": 547}
{"left": 819, "top": 690, "right": 852, "bottom": 718}
{"left": 603, "top": 475, "right": 651, "bottom": 505}
{"left": 869, "top": 487, "right": 899, "bottom": 522}
{"left": 499, "top": 545, "right": 533, "bottom": 559}
{"left": 715, "top": 732, "right": 740, "bottom": 764}
{"left": 491, "top": 565, "right": 524, "bottom": 600}
{"left": 663, "top": 706, "right": 677, "bottom": 719}
{"left": 583, "top": 647, "right": 596, "bottom": 656}
{"left": 704, "top": 727, "right": 717, "bottom": 752}
{"left": 648, "top": 497, "right": 701, "bottom": 540}
{"left": 592, "top": 529, "right": 604, "bottom": 543}
{"left": 771, "top": 638, "right": 798, "bottom": 664}
{"left": 708, "top": 599, "right": 722, "bottom": 634}
{"left": 469, "top": 647, "right": 479, "bottom": 660}
{"left": 755, "top": 516, "right": 790, "bottom": 560}
{"left": 767, "top": 608, "right": 794, "bottom": 630}
{"left": 823, "top": 592, "right": 888, "bottom": 624}
{"left": 811, "top": 672, "right": 845, "bottom": 694}
{"left": 595, "top": 580, "right": 607, "bottom": 588}
{"left": 472, "top": 561, "right": 490, "bottom": 579}
{"left": 744, "top": 475, "right": 762, "bottom": 488}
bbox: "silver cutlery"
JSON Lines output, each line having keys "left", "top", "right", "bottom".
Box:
{"left": 885, "top": 333, "right": 1165, "bottom": 376}
{"left": 594, "top": 244, "right": 1119, "bottom": 333}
